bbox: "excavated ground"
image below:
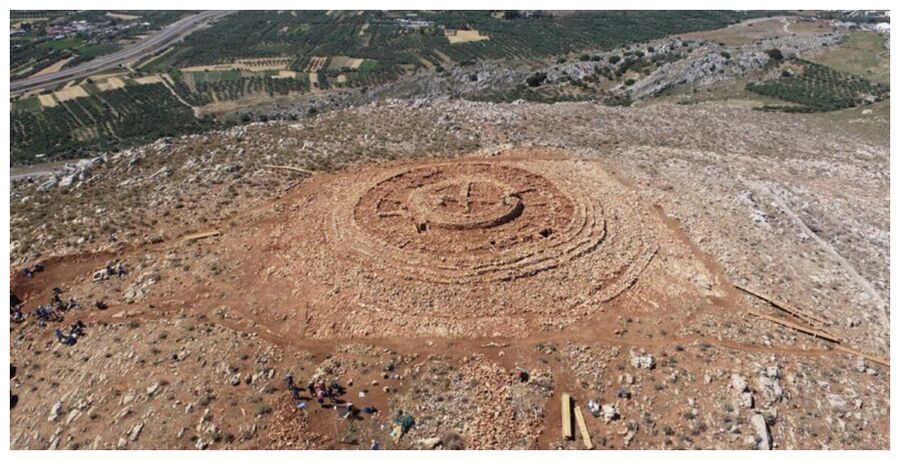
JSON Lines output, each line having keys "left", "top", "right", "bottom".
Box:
{"left": 268, "top": 150, "right": 668, "bottom": 339}
{"left": 9, "top": 102, "right": 890, "bottom": 450}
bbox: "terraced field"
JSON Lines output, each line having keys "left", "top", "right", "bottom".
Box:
{"left": 747, "top": 58, "right": 890, "bottom": 112}
{"left": 11, "top": 10, "right": 772, "bottom": 165}
{"left": 11, "top": 83, "right": 211, "bottom": 164}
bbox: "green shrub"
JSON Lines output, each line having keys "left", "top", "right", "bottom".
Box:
{"left": 765, "top": 48, "right": 784, "bottom": 61}
{"left": 526, "top": 72, "right": 548, "bottom": 87}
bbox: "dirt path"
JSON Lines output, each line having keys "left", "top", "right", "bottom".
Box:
{"left": 781, "top": 17, "right": 792, "bottom": 34}
{"left": 157, "top": 75, "right": 199, "bottom": 116}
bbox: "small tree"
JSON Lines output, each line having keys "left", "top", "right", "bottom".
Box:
{"left": 526, "top": 72, "right": 547, "bottom": 87}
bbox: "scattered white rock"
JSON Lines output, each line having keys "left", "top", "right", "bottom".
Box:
{"left": 48, "top": 401, "right": 63, "bottom": 422}
{"left": 750, "top": 413, "right": 772, "bottom": 450}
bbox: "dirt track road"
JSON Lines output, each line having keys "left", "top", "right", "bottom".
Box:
{"left": 9, "top": 161, "right": 66, "bottom": 182}
{"left": 10, "top": 10, "right": 233, "bottom": 95}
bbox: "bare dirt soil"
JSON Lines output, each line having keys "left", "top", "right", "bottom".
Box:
{"left": 9, "top": 100, "right": 889, "bottom": 450}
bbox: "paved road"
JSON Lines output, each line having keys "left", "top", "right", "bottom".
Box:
{"left": 10, "top": 10, "right": 232, "bottom": 95}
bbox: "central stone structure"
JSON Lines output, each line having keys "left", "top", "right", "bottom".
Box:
{"left": 275, "top": 152, "right": 663, "bottom": 338}
{"left": 407, "top": 176, "right": 524, "bottom": 231}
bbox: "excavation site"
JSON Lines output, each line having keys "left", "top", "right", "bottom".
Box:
{"left": 8, "top": 11, "right": 891, "bottom": 448}
{"left": 270, "top": 153, "right": 665, "bottom": 339}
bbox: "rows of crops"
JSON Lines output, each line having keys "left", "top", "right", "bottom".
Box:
{"left": 11, "top": 83, "right": 211, "bottom": 164}
{"left": 747, "top": 59, "right": 890, "bottom": 112}
{"left": 195, "top": 75, "right": 311, "bottom": 101}
{"left": 152, "top": 11, "right": 766, "bottom": 87}
{"left": 11, "top": 10, "right": 776, "bottom": 164}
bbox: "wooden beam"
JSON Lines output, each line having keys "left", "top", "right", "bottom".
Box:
{"left": 561, "top": 393, "right": 573, "bottom": 440}
{"left": 574, "top": 406, "right": 593, "bottom": 449}
{"left": 835, "top": 344, "right": 890, "bottom": 368}
{"left": 736, "top": 284, "right": 831, "bottom": 327}
{"left": 182, "top": 230, "right": 221, "bottom": 242}
{"left": 262, "top": 164, "right": 313, "bottom": 174}
{"left": 747, "top": 310, "right": 840, "bottom": 343}
{"left": 746, "top": 310, "right": 889, "bottom": 368}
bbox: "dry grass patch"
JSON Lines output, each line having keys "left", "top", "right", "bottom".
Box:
{"left": 801, "top": 31, "right": 890, "bottom": 84}
{"left": 181, "top": 57, "right": 291, "bottom": 73}
{"left": 445, "top": 29, "right": 490, "bottom": 44}
{"left": 37, "top": 94, "right": 58, "bottom": 108}
{"left": 53, "top": 85, "right": 89, "bottom": 102}
{"left": 133, "top": 75, "right": 164, "bottom": 85}
{"left": 33, "top": 57, "right": 75, "bottom": 77}
{"left": 676, "top": 17, "right": 814, "bottom": 46}
{"left": 328, "top": 56, "right": 364, "bottom": 70}
{"left": 273, "top": 70, "right": 297, "bottom": 79}
{"left": 96, "top": 77, "right": 126, "bottom": 91}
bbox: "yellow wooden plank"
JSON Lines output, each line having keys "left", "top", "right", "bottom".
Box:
{"left": 262, "top": 164, "right": 313, "bottom": 174}
{"left": 183, "top": 230, "right": 221, "bottom": 242}
{"left": 574, "top": 406, "right": 593, "bottom": 449}
{"left": 561, "top": 393, "right": 573, "bottom": 440}
{"left": 736, "top": 284, "right": 831, "bottom": 326}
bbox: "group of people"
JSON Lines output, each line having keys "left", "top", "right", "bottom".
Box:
{"left": 312, "top": 381, "right": 347, "bottom": 408}
{"left": 11, "top": 285, "right": 89, "bottom": 347}
{"left": 92, "top": 261, "right": 128, "bottom": 282}
{"left": 34, "top": 288, "right": 80, "bottom": 326}
{"left": 282, "top": 373, "right": 429, "bottom": 449}
{"left": 284, "top": 374, "right": 379, "bottom": 419}
{"left": 21, "top": 263, "right": 44, "bottom": 278}
{"left": 55, "top": 320, "right": 86, "bottom": 346}
{"left": 12, "top": 258, "right": 97, "bottom": 352}
{"left": 50, "top": 287, "right": 79, "bottom": 312}
{"left": 35, "top": 305, "right": 62, "bottom": 323}
{"left": 285, "top": 375, "right": 348, "bottom": 408}
{"left": 10, "top": 293, "right": 25, "bottom": 323}
{"left": 10, "top": 305, "right": 25, "bottom": 323}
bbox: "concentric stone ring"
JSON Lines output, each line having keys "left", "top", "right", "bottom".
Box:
{"left": 277, "top": 153, "right": 660, "bottom": 338}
